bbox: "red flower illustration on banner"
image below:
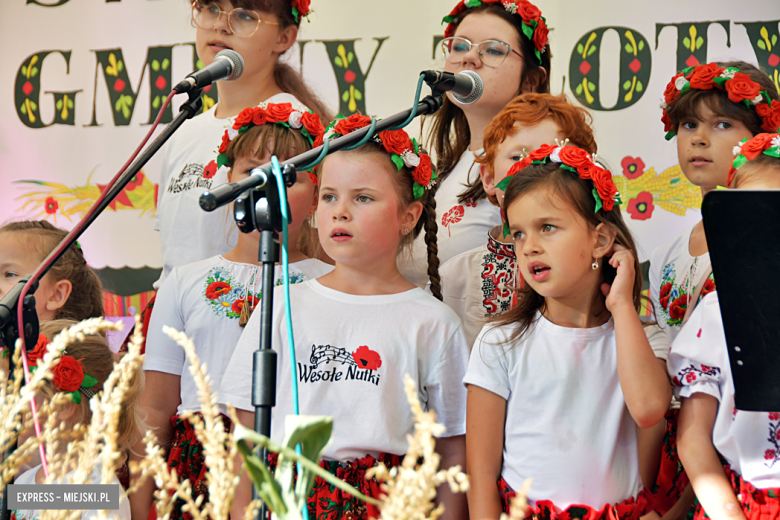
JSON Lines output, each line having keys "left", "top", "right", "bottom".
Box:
{"left": 442, "top": 206, "right": 465, "bottom": 237}
{"left": 206, "top": 281, "right": 231, "bottom": 300}
{"left": 45, "top": 197, "right": 58, "bottom": 214}
{"left": 352, "top": 346, "right": 382, "bottom": 370}
{"left": 627, "top": 191, "right": 655, "bottom": 220}
{"left": 125, "top": 173, "right": 146, "bottom": 191}
{"left": 669, "top": 295, "right": 690, "bottom": 321}
{"left": 621, "top": 156, "right": 646, "bottom": 179}
{"left": 203, "top": 160, "right": 218, "bottom": 179}
{"left": 114, "top": 78, "right": 126, "bottom": 92}
{"left": 659, "top": 282, "right": 672, "bottom": 310}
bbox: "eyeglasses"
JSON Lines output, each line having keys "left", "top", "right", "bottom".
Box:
{"left": 191, "top": 1, "right": 279, "bottom": 38}
{"left": 441, "top": 36, "right": 524, "bottom": 68}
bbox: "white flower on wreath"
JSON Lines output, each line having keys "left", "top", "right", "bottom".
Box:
{"left": 750, "top": 94, "right": 764, "bottom": 105}
{"left": 288, "top": 111, "right": 303, "bottom": 129}
{"left": 732, "top": 143, "right": 743, "bottom": 156}
{"left": 402, "top": 150, "right": 420, "bottom": 168}
{"left": 720, "top": 69, "right": 736, "bottom": 80}
{"left": 550, "top": 146, "right": 563, "bottom": 163}
{"left": 675, "top": 76, "right": 689, "bottom": 91}
{"left": 771, "top": 135, "right": 780, "bottom": 150}
{"left": 228, "top": 127, "right": 240, "bottom": 140}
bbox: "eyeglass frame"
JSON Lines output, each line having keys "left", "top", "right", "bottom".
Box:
{"left": 440, "top": 36, "right": 525, "bottom": 68}
{"left": 190, "top": 1, "right": 280, "bottom": 38}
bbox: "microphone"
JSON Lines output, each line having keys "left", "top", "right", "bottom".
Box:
{"left": 422, "top": 70, "right": 483, "bottom": 104}
{"left": 174, "top": 49, "right": 244, "bottom": 94}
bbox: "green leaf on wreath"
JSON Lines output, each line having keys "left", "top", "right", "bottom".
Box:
{"left": 592, "top": 188, "right": 603, "bottom": 213}
{"left": 413, "top": 183, "right": 424, "bottom": 200}
{"left": 391, "top": 154, "right": 404, "bottom": 171}
{"left": 521, "top": 23, "right": 533, "bottom": 40}
{"left": 70, "top": 391, "right": 81, "bottom": 405}
{"left": 81, "top": 374, "right": 99, "bottom": 388}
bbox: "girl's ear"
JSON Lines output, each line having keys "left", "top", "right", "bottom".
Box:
{"left": 401, "top": 200, "right": 424, "bottom": 234}
{"left": 273, "top": 24, "right": 298, "bottom": 55}
{"left": 56, "top": 398, "right": 78, "bottom": 424}
{"left": 592, "top": 222, "right": 616, "bottom": 259}
{"left": 480, "top": 164, "right": 497, "bottom": 196}
{"left": 44, "top": 279, "right": 72, "bottom": 315}
{"left": 227, "top": 167, "right": 234, "bottom": 183}
{"left": 308, "top": 186, "right": 318, "bottom": 217}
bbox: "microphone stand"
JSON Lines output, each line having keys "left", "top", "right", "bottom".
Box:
{"left": 0, "top": 89, "right": 203, "bottom": 520}
{"left": 201, "top": 91, "right": 445, "bottom": 520}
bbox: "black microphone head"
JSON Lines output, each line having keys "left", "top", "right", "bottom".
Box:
{"left": 453, "top": 70, "right": 483, "bottom": 105}
{"left": 215, "top": 49, "right": 244, "bottom": 81}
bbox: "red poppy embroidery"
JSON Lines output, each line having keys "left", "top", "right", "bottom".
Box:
{"left": 203, "top": 160, "right": 218, "bottom": 179}
{"left": 205, "top": 281, "right": 231, "bottom": 300}
{"left": 766, "top": 449, "right": 776, "bottom": 460}
{"left": 668, "top": 295, "right": 690, "bottom": 321}
{"left": 770, "top": 412, "right": 780, "bottom": 421}
{"left": 441, "top": 206, "right": 465, "bottom": 237}
{"left": 659, "top": 282, "right": 672, "bottom": 311}
{"left": 352, "top": 346, "right": 382, "bottom": 370}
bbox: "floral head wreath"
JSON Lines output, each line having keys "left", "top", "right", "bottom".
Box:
{"left": 442, "top": 0, "right": 549, "bottom": 64}
{"left": 27, "top": 334, "right": 99, "bottom": 405}
{"left": 291, "top": 0, "right": 311, "bottom": 24}
{"left": 217, "top": 102, "right": 326, "bottom": 186}
{"left": 322, "top": 114, "right": 437, "bottom": 200}
{"left": 496, "top": 140, "right": 621, "bottom": 236}
{"left": 661, "top": 63, "right": 780, "bottom": 141}
{"left": 728, "top": 133, "right": 780, "bottom": 186}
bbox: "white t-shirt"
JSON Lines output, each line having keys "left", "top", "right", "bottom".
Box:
{"left": 649, "top": 224, "right": 714, "bottom": 343}
{"left": 218, "top": 280, "right": 470, "bottom": 461}
{"left": 13, "top": 463, "right": 130, "bottom": 520}
{"left": 400, "top": 149, "right": 503, "bottom": 287}
{"left": 154, "top": 93, "right": 302, "bottom": 288}
{"left": 464, "top": 315, "right": 643, "bottom": 509}
{"left": 144, "top": 255, "right": 333, "bottom": 415}
{"left": 668, "top": 293, "right": 780, "bottom": 488}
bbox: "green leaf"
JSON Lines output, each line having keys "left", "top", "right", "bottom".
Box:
{"left": 20, "top": 104, "right": 27, "bottom": 115}
{"left": 30, "top": 101, "right": 37, "bottom": 111}
{"left": 31, "top": 67, "right": 39, "bottom": 77}
{"left": 576, "top": 43, "right": 584, "bottom": 55}
{"left": 623, "top": 80, "right": 631, "bottom": 91}
{"left": 56, "top": 99, "right": 63, "bottom": 110}
{"left": 391, "top": 154, "right": 404, "bottom": 171}
{"left": 196, "top": 59, "right": 204, "bottom": 69}
{"left": 638, "top": 40, "right": 645, "bottom": 51}
{"left": 413, "top": 183, "right": 424, "bottom": 200}
{"left": 495, "top": 176, "right": 512, "bottom": 192}
{"left": 235, "top": 436, "right": 286, "bottom": 515}
{"left": 341, "top": 90, "right": 349, "bottom": 102}
{"left": 81, "top": 374, "right": 99, "bottom": 388}
{"left": 151, "top": 60, "right": 160, "bottom": 71}
{"left": 624, "top": 43, "right": 633, "bottom": 54}
{"left": 773, "top": 34, "right": 778, "bottom": 46}
{"left": 587, "top": 45, "right": 597, "bottom": 56}
{"left": 162, "top": 58, "right": 170, "bottom": 70}
{"left": 117, "top": 61, "right": 123, "bottom": 72}
{"left": 22, "top": 65, "right": 27, "bottom": 76}
{"left": 412, "top": 138, "right": 419, "bottom": 154}
{"left": 592, "top": 188, "right": 603, "bottom": 213}
{"left": 354, "top": 89, "right": 363, "bottom": 101}
{"left": 521, "top": 23, "right": 533, "bottom": 40}
{"left": 502, "top": 221, "right": 510, "bottom": 238}
{"left": 732, "top": 154, "right": 748, "bottom": 169}
{"left": 683, "top": 37, "right": 691, "bottom": 48}
{"left": 347, "top": 52, "right": 354, "bottom": 63}
{"left": 152, "top": 96, "right": 160, "bottom": 109}
{"left": 636, "top": 80, "right": 643, "bottom": 92}
{"left": 696, "top": 36, "right": 704, "bottom": 49}
{"left": 68, "top": 99, "right": 74, "bottom": 109}
{"left": 217, "top": 153, "right": 229, "bottom": 169}
{"left": 588, "top": 81, "right": 596, "bottom": 92}
{"left": 758, "top": 40, "right": 767, "bottom": 50}
{"left": 334, "top": 56, "right": 343, "bottom": 68}
{"left": 466, "top": 0, "right": 481, "bottom": 7}
{"left": 575, "top": 84, "right": 583, "bottom": 95}
{"left": 70, "top": 391, "right": 81, "bottom": 405}
{"left": 664, "top": 130, "right": 676, "bottom": 141}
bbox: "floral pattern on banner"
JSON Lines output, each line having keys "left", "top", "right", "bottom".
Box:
{"left": 766, "top": 412, "right": 780, "bottom": 468}
{"left": 202, "top": 266, "right": 306, "bottom": 319}
{"left": 658, "top": 263, "right": 715, "bottom": 327}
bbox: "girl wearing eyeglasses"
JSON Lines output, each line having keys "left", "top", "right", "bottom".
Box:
{"left": 400, "top": 0, "right": 551, "bottom": 287}
{"left": 154, "top": 0, "right": 332, "bottom": 291}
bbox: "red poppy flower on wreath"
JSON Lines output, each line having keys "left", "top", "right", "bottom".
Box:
{"left": 626, "top": 191, "right": 654, "bottom": 221}
{"left": 688, "top": 63, "right": 723, "bottom": 90}
{"left": 45, "top": 197, "right": 58, "bottom": 215}
{"left": 412, "top": 154, "right": 433, "bottom": 187}
{"left": 125, "top": 172, "right": 146, "bottom": 191}
{"left": 558, "top": 146, "right": 592, "bottom": 170}
{"left": 379, "top": 130, "right": 413, "bottom": 156}
{"left": 234, "top": 108, "right": 254, "bottom": 128}
{"left": 27, "top": 334, "right": 50, "bottom": 367}
{"left": 352, "top": 346, "right": 382, "bottom": 370}
{"left": 206, "top": 281, "right": 231, "bottom": 300}
{"left": 265, "top": 103, "right": 293, "bottom": 124}
{"left": 203, "top": 160, "right": 218, "bottom": 179}
{"left": 334, "top": 114, "right": 372, "bottom": 135}
{"left": 620, "top": 156, "right": 646, "bottom": 179}
{"left": 252, "top": 107, "right": 268, "bottom": 126}
{"left": 725, "top": 73, "right": 761, "bottom": 104}
{"left": 301, "top": 111, "right": 325, "bottom": 140}
{"left": 53, "top": 355, "right": 85, "bottom": 393}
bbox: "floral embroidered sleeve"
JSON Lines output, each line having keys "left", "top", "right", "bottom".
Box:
{"left": 667, "top": 294, "right": 726, "bottom": 401}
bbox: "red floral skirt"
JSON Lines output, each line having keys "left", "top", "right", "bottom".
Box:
{"left": 646, "top": 408, "right": 690, "bottom": 514}
{"left": 693, "top": 466, "right": 780, "bottom": 520}
{"left": 498, "top": 477, "right": 650, "bottom": 520}
{"left": 266, "top": 452, "right": 403, "bottom": 520}
{"left": 167, "top": 412, "right": 232, "bottom": 520}
{"left": 138, "top": 293, "right": 156, "bottom": 355}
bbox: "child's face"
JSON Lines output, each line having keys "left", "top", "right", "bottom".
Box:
{"left": 676, "top": 103, "right": 753, "bottom": 190}
{"left": 484, "top": 119, "right": 565, "bottom": 206}
{"left": 317, "top": 153, "right": 419, "bottom": 269}
{"left": 0, "top": 232, "right": 61, "bottom": 322}
{"left": 507, "top": 187, "right": 602, "bottom": 300}
{"left": 228, "top": 152, "right": 317, "bottom": 236}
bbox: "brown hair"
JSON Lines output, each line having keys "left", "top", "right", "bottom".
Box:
{"left": 424, "top": 4, "right": 552, "bottom": 203}
{"left": 0, "top": 221, "right": 104, "bottom": 321}
{"left": 320, "top": 143, "right": 442, "bottom": 299}
{"left": 226, "top": 122, "right": 321, "bottom": 258}
{"left": 730, "top": 151, "right": 780, "bottom": 188}
{"left": 667, "top": 61, "right": 780, "bottom": 137}
{"left": 39, "top": 320, "right": 145, "bottom": 459}
{"left": 477, "top": 93, "right": 596, "bottom": 205}
{"left": 494, "top": 161, "right": 642, "bottom": 341}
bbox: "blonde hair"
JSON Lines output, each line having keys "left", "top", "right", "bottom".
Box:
{"left": 39, "top": 320, "right": 145, "bottom": 458}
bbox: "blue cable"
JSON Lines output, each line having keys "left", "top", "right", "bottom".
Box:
{"left": 389, "top": 73, "right": 426, "bottom": 131}
{"left": 270, "top": 156, "right": 308, "bottom": 520}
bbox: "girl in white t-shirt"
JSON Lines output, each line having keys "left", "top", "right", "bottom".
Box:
{"left": 13, "top": 319, "right": 142, "bottom": 520}
{"left": 465, "top": 143, "right": 672, "bottom": 519}
{"left": 669, "top": 135, "right": 780, "bottom": 520}
{"left": 154, "top": 0, "right": 332, "bottom": 287}
{"left": 401, "top": 0, "right": 552, "bottom": 286}
{"left": 132, "top": 104, "right": 332, "bottom": 520}
{"left": 221, "top": 115, "right": 470, "bottom": 520}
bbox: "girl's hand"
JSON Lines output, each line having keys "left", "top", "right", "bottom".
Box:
{"left": 601, "top": 244, "right": 636, "bottom": 312}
